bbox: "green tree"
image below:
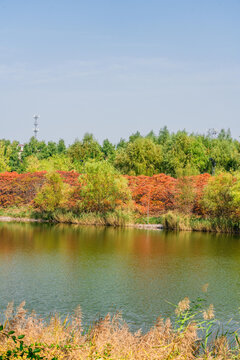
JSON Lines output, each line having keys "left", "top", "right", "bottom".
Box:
{"left": 209, "top": 138, "right": 240, "bottom": 172}
{"left": 21, "top": 137, "right": 48, "bottom": 160}
{"left": 40, "top": 154, "right": 73, "bottom": 171}
{"left": 116, "top": 138, "right": 127, "bottom": 150}
{"left": 161, "top": 132, "right": 208, "bottom": 176}
{"left": 78, "top": 161, "right": 131, "bottom": 213}
{"left": 57, "top": 139, "right": 66, "bottom": 154}
{"left": 129, "top": 131, "right": 142, "bottom": 143}
{"left": 101, "top": 139, "right": 116, "bottom": 162}
{"left": 46, "top": 141, "right": 58, "bottom": 157}
{"left": 0, "top": 141, "right": 10, "bottom": 172}
{"left": 26, "top": 154, "right": 73, "bottom": 172}
{"left": 8, "top": 141, "right": 23, "bottom": 172}
{"left": 68, "top": 133, "right": 103, "bottom": 168}
{"left": 114, "top": 137, "right": 162, "bottom": 176}
{"left": 25, "top": 155, "right": 41, "bottom": 172}
{"left": 201, "top": 173, "right": 235, "bottom": 219}
{"left": 34, "top": 172, "right": 71, "bottom": 213}
{"left": 146, "top": 130, "right": 158, "bottom": 143}
{"left": 157, "top": 126, "right": 170, "bottom": 145}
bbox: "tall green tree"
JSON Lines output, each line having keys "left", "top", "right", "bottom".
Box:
{"left": 68, "top": 133, "right": 103, "bottom": 168}
{"left": 114, "top": 137, "right": 162, "bottom": 176}
{"left": 57, "top": 139, "right": 66, "bottom": 154}
{"left": 160, "top": 131, "right": 208, "bottom": 176}
{"left": 0, "top": 141, "right": 10, "bottom": 172}
{"left": 9, "top": 141, "right": 23, "bottom": 172}
{"left": 101, "top": 139, "right": 116, "bottom": 162}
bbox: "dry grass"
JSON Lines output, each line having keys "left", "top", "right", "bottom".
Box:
{"left": 0, "top": 206, "right": 34, "bottom": 219}
{"left": 0, "top": 302, "right": 239, "bottom": 359}
{"left": 162, "top": 211, "right": 192, "bottom": 231}
{"left": 162, "top": 211, "right": 239, "bottom": 233}
{"left": 52, "top": 210, "right": 133, "bottom": 227}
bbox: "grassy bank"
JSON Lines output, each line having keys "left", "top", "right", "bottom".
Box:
{"left": 134, "top": 212, "right": 240, "bottom": 233}
{"left": 0, "top": 297, "right": 239, "bottom": 360}
{"left": 1, "top": 206, "right": 240, "bottom": 233}
{"left": 161, "top": 211, "right": 240, "bottom": 233}
{"left": 0, "top": 206, "right": 134, "bottom": 227}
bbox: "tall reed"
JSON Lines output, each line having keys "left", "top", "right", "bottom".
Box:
{"left": 0, "top": 298, "right": 239, "bottom": 359}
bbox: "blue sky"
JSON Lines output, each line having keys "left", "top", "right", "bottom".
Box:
{"left": 1, "top": 0, "right": 239, "bottom": 144}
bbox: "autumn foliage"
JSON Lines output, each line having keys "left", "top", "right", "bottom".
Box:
{"left": 0, "top": 172, "right": 46, "bottom": 208}
{"left": 0, "top": 171, "right": 212, "bottom": 216}
{"left": 126, "top": 174, "right": 176, "bottom": 215}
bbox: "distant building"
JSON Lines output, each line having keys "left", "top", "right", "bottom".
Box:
{"left": 18, "top": 144, "right": 25, "bottom": 152}
{"left": 18, "top": 144, "right": 25, "bottom": 159}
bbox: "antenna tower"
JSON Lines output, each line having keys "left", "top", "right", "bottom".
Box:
{"left": 33, "top": 114, "right": 40, "bottom": 138}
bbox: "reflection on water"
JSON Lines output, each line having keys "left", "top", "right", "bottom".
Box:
{"left": 0, "top": 222, "right": 240, "bottom": 330}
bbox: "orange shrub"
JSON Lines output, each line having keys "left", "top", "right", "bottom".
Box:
{"left": 126, "top": 174, "right": 176, "bottom": 215}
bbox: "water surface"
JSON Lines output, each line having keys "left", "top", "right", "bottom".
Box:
{"left": 0, "top": 222, "right": 240, "bottom": 331}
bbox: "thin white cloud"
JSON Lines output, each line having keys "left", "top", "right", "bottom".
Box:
{"left": 0, "top": 57, "right": 239, "bottom": 88}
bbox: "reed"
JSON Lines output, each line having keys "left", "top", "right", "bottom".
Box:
{"left": 0, "top": 299, "right": 239, "bottom": 359}
{"left": 1, "top": 206, "right": 240, "bottom": 234}
{"left": 52, "top": 209, "right": 133, "bottom": 227}
{"left": 162, "top": 211, "right": 240, "bottom": 233}
{"left": 0, "top": 206, "right": 34, "bottom": 219}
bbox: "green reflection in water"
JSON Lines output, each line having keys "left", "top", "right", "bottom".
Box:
{"left": 0, "top": 222, "right": 240, "bottom": 331}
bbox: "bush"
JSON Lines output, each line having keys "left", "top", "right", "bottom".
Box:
{"left": 34, "top": 172, "right": 71, "bottom": 213}
{"left": 78, "top": 161, "right": 132, "bottom": 213}
{"left": 201, "top": 173, "right": 236, "bottom": 219}
{"left": 0, "top": 172, "right": 45, "bottom": 208}
{"left": 174, "top": 176, "right": 196, "bottom": 214}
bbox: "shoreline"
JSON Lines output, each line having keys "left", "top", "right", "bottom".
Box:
{"left": 0, "top": 216, "right": 163, "bottom": 229}
{"left": 1, "top": 213, "right": 239, "bottom": 234}
{"left": 127, "top": 223, "right": 163, "bottom": 230}
{"left": 0, "top": 216, "right": 49, "bottom": 223}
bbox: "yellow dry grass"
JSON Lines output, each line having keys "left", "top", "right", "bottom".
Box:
{"left": 0, "top": 302, "right": 237, "bottom": 359}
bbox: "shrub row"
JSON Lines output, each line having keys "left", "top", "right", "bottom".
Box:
{"left": 0, "top": 171, "right": 210, "bottom": 216}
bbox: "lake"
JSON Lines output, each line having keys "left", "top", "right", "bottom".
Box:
{"left": 0, "top": 222, "right": 240, "bottom": 332}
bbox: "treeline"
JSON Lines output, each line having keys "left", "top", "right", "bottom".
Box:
{"left": 1, "top": 127, "right": 239, "bottom": 176}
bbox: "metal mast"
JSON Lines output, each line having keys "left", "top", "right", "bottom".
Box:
{"left": 33, "top": 114, "right": 40, "bottom": 138}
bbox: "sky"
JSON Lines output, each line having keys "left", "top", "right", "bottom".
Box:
{"left": 0, "top": 0, "right": 239, "bottom": 144}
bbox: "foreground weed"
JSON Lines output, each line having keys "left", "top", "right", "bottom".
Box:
{"left": 0, "top": 325, "right": 57, "bottom": 360}
{"left": 167, "top": 286, "right": 220, "bottom": 356}
{"left": 1, "top": 298, "right": 240, "bottom": 359}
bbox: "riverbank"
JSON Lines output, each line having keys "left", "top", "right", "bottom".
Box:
{"left": 0, "top": 208, "right": 239, "bottom": 233}
{"left": 161, "top": 211, "right": 240, "bottom": 233}
{"left": 0, "top": 216, "right": 48, "bottom": 223}
{"left": 0, "top": 215, "right": 164, "bottom": 230}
